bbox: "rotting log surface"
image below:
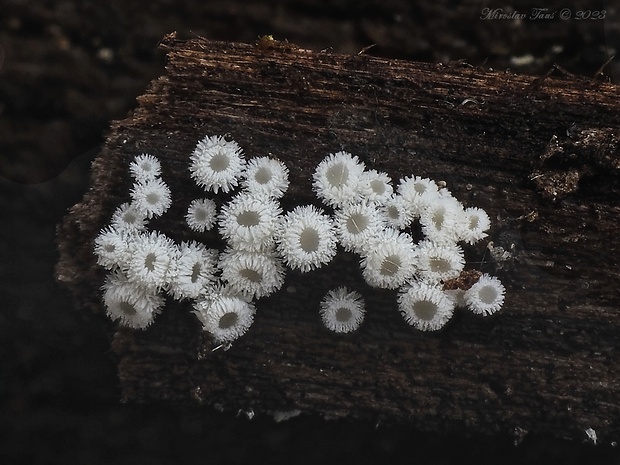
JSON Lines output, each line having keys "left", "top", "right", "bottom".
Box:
{"left": 56, "top": 34, "right": 620, "bottom": 442}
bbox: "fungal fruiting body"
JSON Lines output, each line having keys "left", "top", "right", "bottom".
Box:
{"left": 276, "top": 205, "right": 337, "bottom": 272}
{"left": 312, "top": 151, "right": 365, "bottom": 207}
{"left": 189, "top": 135, "right": 246, "bottom": 193}
{"left": 320, "top": 287, "right": 365, "bottom": 333}
{"left": 464, "top": 273, "right": 506, "bottom": 316}
{"left": 360, "top": 228, "right": 416, "bottom": 289}
{"left": 218, "top": 192, "right": 282, "bottom": 252}
{"left": 334, "top": 202, "right": 385, "bottom": 254}
{"left": 186, "top": 198, "right": 217, "bottom": 232}
{"left": 95, "top": 138, "right": 505, "bottom": 342}
{"left": 130, "top": 178, "right": 172, "bottom": 219}
{"left": 168, "top": 241, "right": 218, "bottom": 300}
{"left": 102, "top": 271, "right": 164, "bottom": 329}
{"left": 414, "top": 240, "right": 465, "bottom": 284}
{"left": 218, "top": 248, "right": 285, "bottom": 299}
{"left": 358, "top": 170, "right": 393, "bottom": 204}
{"left": 242, "top": 156, "right": 290, "bottom": 199}
{"left": 193, "top": 294, "right": 256, "bottom": 343}
{"left": 129, "top": 153, "right": 161, "bottom": 181}
{"left": 110, "top": 202, "right": 148, "bottom": 232}
{"left": 398, "top": 281, "right": 455, "bottom": 331}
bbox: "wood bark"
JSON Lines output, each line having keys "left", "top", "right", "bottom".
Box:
{"left": 56, "top": 34, "right": 620, "bottom": 442}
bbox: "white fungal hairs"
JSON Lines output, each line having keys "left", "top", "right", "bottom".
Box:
{"left": 334, "top": 202, "right": 385, "bottom": 254}
{"left": 168, "top": 241, "right": 218, "bottom": 300}
{"left": 129, "top": 153, "right": 161, "bottom": 181}
{"left": 218, "top": 248, "right": 285, "bottom": 299}
{"left": 312, "top": 151, "right": 366, "bottom": 207}
{"left": 130, "top": 178, "right": 172, "bottom": 219}
{"left": 193, "top": 294, "right": 256, "bottom": 343}
{"left": 189, "top": 135, "right": 246, "bottom": 193}
{"left": 464, "top": 274, "right": 505, "bottom": 316}
{"left": 360, "top": 228, "right": 416, "bottom": 289}
{"left": 95, "top": 137, "right": 504, "bottom": 337}
{"left": 276, "top": 205, "right": 337, "bottom": 272}
{"left": 415, "top": 240, "right": 465, "bottom": 283}
{"left": 242, "top": 156, "right": 290, "bottom": 199}
{"left": 320, "top": 287, "right": 365, "bottom": 333}
{"left": 218, "top": 192, "right": 282, "bottom": 252}
{"left": 398, "top": 282, "right": 455, "bottom": 331}
{"left": 102, "top": 271, "right": 164, "bottom": 329}
{"left": 186, "top": 198, "right": 217, "bottom": 233}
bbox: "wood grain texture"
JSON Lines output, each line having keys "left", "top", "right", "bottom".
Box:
{"left": 56, "top": 35, "right": 620, "bottom": 442}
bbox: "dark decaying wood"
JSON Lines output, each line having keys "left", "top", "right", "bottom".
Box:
{"left": 56, "top": 34, "right": 620, "bottom": 442}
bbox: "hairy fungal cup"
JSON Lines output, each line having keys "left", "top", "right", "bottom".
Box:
{"left": 93, "top": 135, "right": 505, "bottom": 342}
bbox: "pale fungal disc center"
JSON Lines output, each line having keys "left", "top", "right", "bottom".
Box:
{"left": 120, "top": 301, "right": 137, "bottom": 316}
{"left": 335, "top": 307, "right": 353, "bottom": 322}
{"left": 240, "top": 268, "right": 262, "bottom": 283}
{"left": 146, "top": 193, "right": 160, "bottom": 205}
{"left": 219, "top": 312, "right": 238, "bottom": 329}
{"left": 432, "top": 209, "right": 445, "bottom": 229}
{"left": 429, "top": 258, "right": 451, "bottom": 273}
{"left": 387, "top": 205, "right": 400, "bottom": 220}
{"left": 104, "top": 244, "right": 115, "bottom": 253}
{"left": 479, "top": 285, "right": 498, "bottom": 304}
{"left": 414, "top": 182, "right": 427, "bottom": 194}
{"left": 190, "top": 263, "right": 202, "bottom": 283}
{"left": 194, "top": 208, "right": 208, "bottom": 222}
{"left": 370, "top": 179, "right": 385, "bottom": 195}
{"left": 299, "top": 228, "right": 320, "bottom": 253}
{"left": 254, "top": 167, "right": 272, "bottom": 185}
{"left": 380, "top": 255, "right": 401, "bottom": 276}
{"left": 326, "top": 162, "right": 348, "bottom": 187}
{"left": 469, "top": 215, "right": 479, "bottom": 229}
{"left": 346, "top": 213, "right": 369, "bottom": 234}
{"left": 142, "top": 162, "right": 152, "bottom": 172}
{"left": 144, "top": 253, "right": 157, "bottom": 271}
{"left": 237, "top": 210, "right": 260, "bottom": 227}
{"left": 413, "top": 300, "right": 438, "bottom": 320}
{"left": 124, "top": 211, "right": 137, "bottom": 224}
{"left": 210, "top": 152, "right": 230, "bottom": 172}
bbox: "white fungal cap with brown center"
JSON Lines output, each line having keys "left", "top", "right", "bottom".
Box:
{"left": 186, "top": 198, "right": 218, "bottom": 233}
{"left": 320, "top": 287, "right": 366, "bottom": 333}
{"left": 276, "top": 205, "right": 337, "bottom": 272}
{"left": 110, "top": 202, "right": 148, "bottom": 233}
{"left": 218, "top": 248, "right": 285, "bottom": 299}
{"left": 189, "top": 135, "right": 246, "bottom": 193}
{"left": 464, "top": 273, "right": 505, "bottom": 315}
{"left": 334, "top": 202, "right": 385, "bottom": 254}
{"left": 398, "top": 281, "right": 455, "bottom": 331}
{"left": 312, "top": 151, "right": 366, "bottom": 207}
{"left": 358, "top": 169, "right": 393, "bottom": 204}
{"left": 130, "top": 178, "right": 172, "bottom": 219}
{"left": 168, "top": 241, "right": 218, "bottom": 300}
{"left": 129, "top": 153, "right": 162, "bottom": 182}
{"left": 124, "top": 231, "right": 176, "bottom": 291}
{"left": 360, "top": 228, "right": 416, "bottom": 289}
{"left": 193, "top": 294, "right": 256, "bottom": 343}
{"left": 102, "top": 271, "right": 165, "bottom": 329}
{"left": 218, "top": 192, "right": 282, "bottom": 252}
{"left": 94, "top": 226, "right": 132, "bottom": 270}
{"left": 242, "top": 156, "right": 290, "bottom": 199}
{"left": 459, "top": 207, "right": 491, "bottom": 245}
{"left": 414, "top": 240, "right": 465, "bottom": 283}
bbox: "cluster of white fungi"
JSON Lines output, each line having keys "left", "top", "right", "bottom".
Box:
{"left": 94, "top": 135, "right": 505, "bottom": 344}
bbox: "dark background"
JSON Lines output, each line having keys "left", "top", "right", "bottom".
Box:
{"left": 1, "top": 1, "right": 619, "bottom": 463}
